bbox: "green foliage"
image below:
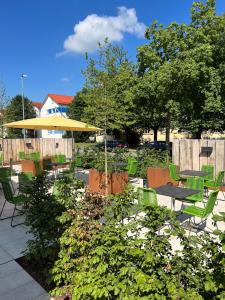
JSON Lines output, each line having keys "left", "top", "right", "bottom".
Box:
{"left": 66, "top": 89, "right": 91, "bottom": 142}
{"left": 52, "top": 185, "right": 225, "bottom": 299}
{"left": 82, "top": 40, "right": 137, "bottom": 140}
{"left": 53, "top": 175, "right": 85, "bottom": 209}
{"left": 5, "top": 94, "right": 36, "bottom": 138}
{"left": 136, "top": 148, "right": 170, "bottom": 178}
{"left": 51, "top": 191, "right": 110, "bottom": 297}
{"left": 137, "top": 0, "right": 225, "bottom": 138}
{"left": 23, "top": 174, "right": 66, "bottom": 281}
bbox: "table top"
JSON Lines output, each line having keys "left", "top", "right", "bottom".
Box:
{"left": 179, "top": 170, "right": 208, "bottom": 177}
{"left": 155, "top": 185, "right": 199, "bottom": 199}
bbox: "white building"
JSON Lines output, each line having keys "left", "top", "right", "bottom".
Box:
{"left": 32, "top": 93, "right": 74, "bottom": 138}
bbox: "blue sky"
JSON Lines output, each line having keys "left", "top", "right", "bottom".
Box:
{"left": 0, "top": 0, "right": 224, "bottom": 102}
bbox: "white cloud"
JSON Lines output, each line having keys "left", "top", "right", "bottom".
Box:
{"left": 60, "top": 7, "right": 146, "bottom": 55}
{"left": 60, "top": 77, "right": 69, "bottom": 82}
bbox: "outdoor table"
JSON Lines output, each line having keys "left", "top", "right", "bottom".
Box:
{"left": 179, "top": 170, "right": 209, "bottom": 177}
{"left": 47, "top": 162, "right": 70, "bottom": 178}
{"left": 155, "top": 185, "right": 200, "bottom": 210}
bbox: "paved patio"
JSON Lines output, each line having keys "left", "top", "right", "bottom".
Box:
{"left": 0, "top": 169, "right": 224, "bottom": 299}
{"left": 0, "top": 175, "right": 49, "bottom": 300}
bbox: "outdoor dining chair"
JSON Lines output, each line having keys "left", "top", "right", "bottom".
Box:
{"left": 127, "top": 159, "right": 138, "bottom": 176}
{"left": 182, "top": 189, "right": 219, "bottom": 228}
{"left": 204, "top": 170, "right": 225, "bottom": 190}
{"left": 0, "top": 179, "right": 27, "bottom": 227}
{"left": 183, "top": 176, "right": 204, "bottom": 204}
{"left": 137, "top": 187, "right": 158, "bottom": 208}
{"left": 0, "top": 166, "right": 15, "bottom": 192}
{"left": 169, "top": 163, "right": 186, "bottom": 185}
{"left": 201, "top": 165, "right": 214, "bottom": 181}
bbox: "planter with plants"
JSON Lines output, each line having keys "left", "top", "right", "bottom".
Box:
{"left": 88, "top": 149, "right": 129, "bottom": 195}
{"left": 136, "top": 148, "right": 176, "bottom": 188}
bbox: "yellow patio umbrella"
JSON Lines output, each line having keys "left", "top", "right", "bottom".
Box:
{"left": 4, "top": 115, "right": 102, "bottom": 132}
{"left": 4, "top": 115, "right": 102, "bottom": 165}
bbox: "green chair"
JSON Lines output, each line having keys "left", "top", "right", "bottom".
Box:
{"left": 0, "top": 179, "right": 27, "bottom": 227}
{"left": 184, "top": 176, "right": 204, "bottom": 203}
{"left": 29, "top": 152, "right": 40, "bottom": 161}
{"left": 0, "top": 167, "right": 15, "bottom": 192}
{"left": 182, "top": 190, "right": 219, "bottom": 225}
{"left": 169, "top": 163, "right": 186, "bottom": 185}
{"left": 137, "top": 187, "right": 158, "bottom": 208}
{"left": 201, "top": 165, "right": 214, "bottom": 181}
{"left": 127, "top": 159, "right": 138, "bottom": 176}
{"left": 204, "top": 171, "right": 225, "bottom": 191}
{"left": 19, "top": 151, "right": 26, "bottom": 160}
{"left": 58, "top": 154, "right": 66, "bottom": 163}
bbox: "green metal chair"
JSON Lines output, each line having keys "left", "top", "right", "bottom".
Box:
{"left": 182, "top": 190, "right": 219, "bottom": 226}
{"left": 0, "top": 179, "right": 27, "bottom": 227}
{"left": 0, "top": 167, "right": 15, "bottom": 192}
{"left": 58, "top": 154, "right": 66, "bottom": 163}
{"left": 204, "top": 170, "right": 225, "bottom": 191}
{"left": 127, "top": 159, "right": 138, "bottom": 176}
{"left": 169, "top": 163, "right": 186, "bottom": 184}
{"left": 137, "top": 187, "right": 158, "bottom": 208}
{"left": 19, "top": 151, "right": 26, "bottom": 160}
{"left": 184, "top": 176, "right": 204, "bottom": 203}
{"left": 201, "top": 165, "right": 214, "bottom": 181}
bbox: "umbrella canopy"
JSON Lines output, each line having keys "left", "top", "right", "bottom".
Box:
{"left": 4, "top": 115, "right": 102, "bottom": 132}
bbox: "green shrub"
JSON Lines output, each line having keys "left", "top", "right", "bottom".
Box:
{"left": 136, "top": 148, "right": 170, "bottom": 178}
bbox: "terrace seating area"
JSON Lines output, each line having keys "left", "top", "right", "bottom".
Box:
{"left": 0, "top": 149, "right": 225, "bottom": 299}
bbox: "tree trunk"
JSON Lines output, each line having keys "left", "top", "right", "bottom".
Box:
{"left": 193, "top": 128, "right": 202, "bottom": 139}
{"left": 165, "top": 114, "right": 170, "bottom": 143}
{"left": 153, "top": 127, "right": 158, "bottom": 141}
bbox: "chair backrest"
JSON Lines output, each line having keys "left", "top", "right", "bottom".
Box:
{"left": 169, "top": 163, "right": 179, "bottom": 181}
{"left": 1, "top": 180, "right": 14, "bottom": 203}
{"left": 203, "top": 190, "right": 219, "bottom": 217}
{"left": 137, "top": 187, "right": 157, "bottom": 207}
{"left": 215, "top": 171, "right": 225, "bottom": 187}
{"left": 19, "top": 151, "right": 26, "bottom": 160}
{"left": 201, "top": 165, "right": 214, "bottom": 181}
{"left": 186, "top": 176, "right": 204, "bottom": 200}
{"left": 128, "top": 160, "right": 138, "bottom": 176}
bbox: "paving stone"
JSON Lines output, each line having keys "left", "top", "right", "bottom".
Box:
{"left": 0, "top": 247, "right": 12, "bottom": 265}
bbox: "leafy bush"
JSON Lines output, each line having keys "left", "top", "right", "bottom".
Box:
{"left": 136, "top": 148, "right": 171, "bottom": 178}
{"left": 51, "top": 186, "right": 225, "bottom": 299}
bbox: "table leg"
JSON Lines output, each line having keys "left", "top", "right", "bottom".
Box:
{"left": 171, "top": 197, "right": 175, "bottom": 210}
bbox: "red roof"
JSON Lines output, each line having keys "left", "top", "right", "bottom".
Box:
{"left": 32, "top": 102, "right": 42, "bottom": 109}
{"left": 48, "top": 94, "right": 74, "bottom": 105}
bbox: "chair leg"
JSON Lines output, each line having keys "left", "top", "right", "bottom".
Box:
{"left": 0, "top": 199, "right": 6, "bottom": 218}
{"left": 11, "top": 205, "right": 24, "bottom": 227}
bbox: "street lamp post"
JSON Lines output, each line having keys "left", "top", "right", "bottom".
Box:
{"left": 21, "top": 74, "right": 28, "bottom": 139}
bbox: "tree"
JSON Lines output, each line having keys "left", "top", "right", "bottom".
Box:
{"left": 5, "top": 95, "right": 36, "bottom": 138}
{"left": 82, "top": 40, "right": 138, "bottom": 142}
{"left": 66, "top": 89, "right": 91, "bottom": 142}
{"left": 0, "top": 81, "right": 10, "bottom": 138}
{"left": 137, "top": 0, "right": 225, "bottom": 139}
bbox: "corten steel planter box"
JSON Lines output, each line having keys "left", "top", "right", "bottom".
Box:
{"left": 89, "top": 169, "right": 129, "bottom": 195}
{"left": 21, "top": 160, "right": 37, "bottom": 176}
{"left": 147, "top": 167, "right": 178, "bottom": 188}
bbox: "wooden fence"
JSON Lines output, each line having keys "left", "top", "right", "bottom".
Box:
{"left": 172, "top": 139, "right": 225, "bottom": 177}
{"left": 0, "top": 138, "right": 73, "bottom": 164}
